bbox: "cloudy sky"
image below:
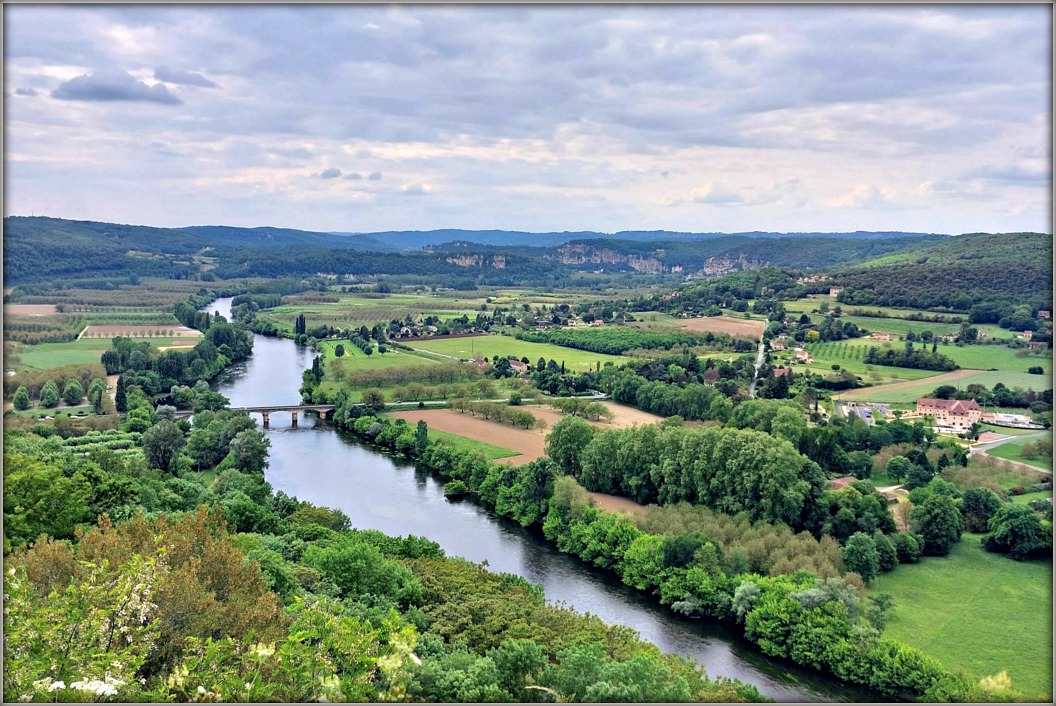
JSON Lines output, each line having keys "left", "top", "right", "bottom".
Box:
{"left": 4, "top": 5, "right": 1051, "bottom": 234}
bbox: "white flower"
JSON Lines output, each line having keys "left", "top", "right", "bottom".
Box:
{"left": 47, "top": 680, "right": 66, "bottom": 692}
{"left": 250, "top": 642, "right": 276, "bottom": 659}
{"left": 197, "top": 685, "right": 206, "bottom": 695}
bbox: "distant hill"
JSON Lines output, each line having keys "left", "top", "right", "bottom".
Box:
{"left": 184, "top": 225, "right": 395, "bottom": 251}
{"left": 331, "top": 228, "right": 946, "bottom": 250}
{"left": 831, "top": 232, "right": 1053, "bottom": 310}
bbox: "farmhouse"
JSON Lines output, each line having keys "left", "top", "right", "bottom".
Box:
{"left": 508, "top": 358, "right": 529, "bottom": 373}
{"left": 870, "top": 332, "right": 894, "bottom": 341}
{"left": 1039, "top": 310, "right": 1051, "bottom": 319}
{"left": 829, "top": 286, "right": 843, "bottom": 297}
{"left": 915, "top": 398, "right": 982, "bottom": 431}
{"left": 792, "top": 347, "right": 813, "bottom": 363}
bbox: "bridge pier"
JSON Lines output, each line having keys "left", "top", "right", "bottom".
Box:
{"left": 291, "top": 411, "right": 298, "bottom": 428}
{"left": 261, "top": 411, "right": 269, "bottom": 428}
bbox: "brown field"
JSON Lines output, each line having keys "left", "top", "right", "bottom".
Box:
{"left": 79, "top": 324, "right": 202, "bottom": 339}
{"left": 4, "top": 304, "right": 58, "bottom": 316}
{"left": 390, "top": 401, "right": 664, "bottom": 467}
{"left": 589, "top": 491, "right": 651, "bottom": 518}
{"left": 678, "top": 315, "right": 766, "bottom": 339}
{"left": 525, "top": 400, "right": 664, "bottom": 430}
{"left": 389, "top": 408, "right": 546, "bottom": 465}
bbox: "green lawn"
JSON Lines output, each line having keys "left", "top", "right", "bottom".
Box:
{"left": 839, "top": 370, "right": 1054, "bottom": 404}
{"left": 988, "top": 435, "right": 1053, "bottom": 470}
{"left": 407, "top": 334, "right": 628, "bottom": 372}
{"left": 10, "top": 337, "right": 196, "bottom": 370}
{"left": 1010, "top": 490, "right": 1053, "bottom": 504}
{"left": 799, "top": 339, "right": 941, "bottom": 385}
{"left": 869, "top": 534, "right": 1052, "bottom": 700}
{"left": 934, "top": 344, "right": 1052, "bottom": 375}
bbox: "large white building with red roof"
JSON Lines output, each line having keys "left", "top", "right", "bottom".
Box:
{"left": 915, "top": 398, "right": 982, "bottom": 431}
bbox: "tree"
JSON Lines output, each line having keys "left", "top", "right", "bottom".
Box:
{"left": 415, "top": 420, "right": 429, "bottom": 455}
{"left": 984, "top": 504, "right": 1052, "bottom": 560}
{"left": 141, "top": 419, "right": 186, "bottom": 473}
{"left": 228, "top": 429, "right": 271, "bottom": 474}
{"left": 12, "top": 385, "right": 31, "bottom": 411}
{"left": 842, "top": 531, "right": 880, "bottom": 583}
{"left": 545, "top": 415, "right": 595, "bottom": 476}
{"left": 60, "top": 379, "right": 83, "bottom": 406}
{"left": 87, "top": 378, "right": 106, "bottom": 414}
{"left": 39, "top": 379, "right": 59, "bottom": 408}
{"left": 960, "top": 487, "right": 1003, "bottom": 533}
{"left": 335, "top": 344, "right": 345, "bottom": 357}
{"left": 362, "top": 388, "right": 386, "bottom": 411}
{"left": 883, "top": 456, "right": 911, "bottom": 483}
{"left": 115, "top": 375, "right": 128, "bottom": 413}
{"left": 911, "top": 494, "right": 963, "bottom": 556}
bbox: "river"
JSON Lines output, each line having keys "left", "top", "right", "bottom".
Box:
{"left": 206, "top": 299, "right": 881, "bottom": 702}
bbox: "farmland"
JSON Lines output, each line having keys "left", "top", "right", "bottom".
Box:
{"left": 838, "top": 369, "right": 1050, "bottom": 404}
{"left": 676, "top": 315, "right": 767, "bottom": 339}
{"left": 868, "top": 534, "right": 1052, "bottom": 701}
{"left": 407, "top": 334, "right": 628, "bottom": 372}
{"left": 8, "top": 337, "right": 204, "bottom": 370}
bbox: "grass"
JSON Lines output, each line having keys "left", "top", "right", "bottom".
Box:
{"left": 1010, "top": 490, "right": 1053, "bottom": 504}
{"left": 12, "top": 404, "right": 95, "bottom": 419}
{"left": 318, "top": 341, "right": 442, "bottom": 370}
{"left": 979, "top": 423, "right": 1047, "bottom": 437}
{"left": 798, "top": 338, "right": 940, "bottom": 385}
{"left": 868, "top": 534, "right": 1052, "bottom": 700}
{"left": 10, "top": 337, "right": 196, "bottom": 370}
{"left": 838, "top": 370, "right": 1053, "bottom": 404}
{"left": 407, "top": 334, "right": 628, "bottom": 372}
{"left": 933, "top": 344, "right": 1052, "bottom": 375}
{"left": 421, "top": 427, "right": 521, "bottom": 460}
{"left": 987, "top": 436, "right": 1053, "bottom": 470}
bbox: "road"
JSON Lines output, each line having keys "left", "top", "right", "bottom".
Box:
{"left": 747, "top": 339, "right": 766, "bottom": 399}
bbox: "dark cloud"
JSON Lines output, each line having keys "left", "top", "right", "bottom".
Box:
{"left": 345, "top": 172, "right": 363, "bottom": 180}
{"left": 154, "top": 66, "right": 218, "bottom": 88}
{"left": 367, "top": 171, "right": 382, "bottom": 181}
{"left": 15, "top": 87, "right": 38, "bottom": 96}
{"left": 52, "top": 70, "right": 182, "bottom": 104}
{"left": 320, "top": 167, "right": 342, "bottom": 179}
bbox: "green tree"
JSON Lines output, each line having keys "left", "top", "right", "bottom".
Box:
{"left": 335, "top": 344, "right": 345, "bottom": 357}
{"left": 362, "top": 388, "right": 386, "bottom": 411}
{"left": 415, "top": 420, "right": 429, "bottom": 456}
{"left": 911, "top": 494, "right": 963, "bottom": 556}
{"left": 39, "top": 379, "right": 59, "bottom": 408}
{"left": 87, "top": 377, "right": 106, "bottom": 414}
{"left": 141, "top": 419, "right": 186, "bottom": 473}
{"left": 115, "top": 375, "right": 128, "bottom": 412}
{"left": 545, "top": 415, "right": 595, "bottom": 476}
{"left": 983, "top": 504, "right": 1052, "bottom": 560}
{"left": 884, "top": 456, "right": 912, "bottom": 483}
{"left": 228, "top": 429, "right": 271, "bottom": 474}
{"left": 842, "top": 531, "right": 880, "bottom": 583}
{"left": 960, "top": 487, "right": 1004, "bottom": 533}
{"left": 12, "top": 385, "right": 31, "bottom": 411}
{"left": 3, "top": 454, "right": 91, "bottom": 546}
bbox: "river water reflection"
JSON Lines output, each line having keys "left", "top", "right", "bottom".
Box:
{"left": 207, "top": 298, "right": 884, "bottom": 702}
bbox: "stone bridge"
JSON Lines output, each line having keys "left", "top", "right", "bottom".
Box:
{"left": 175, "top": 404, "right": 335, "bottom": 428}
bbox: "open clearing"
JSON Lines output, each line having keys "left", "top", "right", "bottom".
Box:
{"left": 389, "top": 409, "right": 547, "bottom": 465}
{"left": 79, "top": 324, "right": 202, "bottom": 339}
{"left": 526, "top": 400, "right": 664, "bottom": 430}
{"left": 589, "top": 491, "right": 651, "bottom": 518}
{"left": 4, "top": 304, "right": 58, "bottom": 316}
{"left": 390, "top": 401, "right": 663, "bottom": 466}
{"left": 408, "top": 334, "right": 628, "bottom": 372}
{"left": 677, "top": 315, "right": 766, "bottom": 340}
{"left": 838, "top": 369, "right": 1051, "bottom": 404}
{"left": 868, "top": 534, "right": 1052, "bottom": 700}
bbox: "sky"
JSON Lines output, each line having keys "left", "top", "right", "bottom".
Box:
{"left": 3, "top": 4, "right": 1052, "bottom": 235}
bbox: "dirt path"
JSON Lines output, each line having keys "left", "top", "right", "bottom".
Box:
{"left": 837, "top": 369, "right": 980, "bottom": 401}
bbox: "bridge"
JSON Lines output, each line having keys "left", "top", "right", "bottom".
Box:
{"left": 175, "top": 404, "right": 335, "bottom": 428}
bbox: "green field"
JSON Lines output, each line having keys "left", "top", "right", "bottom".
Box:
{"left": 869, "top": 534, "right": 1052, "bottom": 700}
{"left": 932, "top": 344, "right": 1052, "bottom": 374}
{"left": 798, "top": 338, "right": 940, "bottom": 385}
{"left": 407, "top": 334, "right": 628, "bottom": 372}
{"left": 318, "top": 340, "right": 443, "bottom": 370}
{"left": 987, "top": 435, "right": 1053, "bottom": 470}
{"left": 780, "top": 298, "right": 1007, "bottom": 339}
{"left": 10, "top": 337, "right": 198, "bottom": 370}
{"left": 839, "top": 369, "right": 1053, "bottom": 404}
{"left": 1010, "top": 490, "right": 1053, "bottom": 504}
{"left": 426, "top": 429, "right": 521, "bottom": 461}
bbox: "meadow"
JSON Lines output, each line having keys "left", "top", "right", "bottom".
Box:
{"left": 987, "top": 435, "right": 1053, "bottom": 471}
{"left": 427, "top": 428, "right": 521, "bottom": 461}
{"left": 9, "top": 337, "right": 203, "bottom": 370}
{"left": 839, "top": 370, "right": 1052, "bottom": 404}
{"left": 407, "top": 334, "right": 628, "bottom": 372}
{"left": 868, "top": 534, "right": 1052, "bottom": 700}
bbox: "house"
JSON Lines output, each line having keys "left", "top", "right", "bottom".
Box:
{"left": 792, "top": 347, "right": 813, "bottom": 363}
{"left": 870, "top": 332, "right": 894, "bottom": 341}
{"left": 773, "top": 367, "right": 791, "bottom": 378}
{"left": 1039, "top": 310, "right": 1051, "bottom": 320}
{"left": 829, "top": 286, "right": 843, "bottom": 297}
{"left": 590, "top": 319, "right": 604, "bottom": 327}
{"left": 508, "top": 359, "right": 529, "bottom": 374}
{"left": 915, "top": 398, "right": 982, "bottom": 431}
{"left": 829, "top": 476, "right": 857, "bottom": 490}
{"left": 1028, "top": 341, "right": 1049, "bottom": 351}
